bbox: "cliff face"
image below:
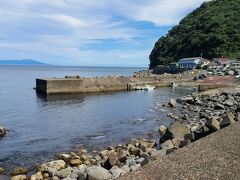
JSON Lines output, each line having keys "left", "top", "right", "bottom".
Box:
{"left": 149, "top": 0, "right": 240, "bottom": 69}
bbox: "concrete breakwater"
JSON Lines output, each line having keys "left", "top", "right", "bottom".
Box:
{"left": 36, "top": 76, "right": 169, "bottom": 95}
{"left": 4, "top": 88, "right": 240, "bottom": 180}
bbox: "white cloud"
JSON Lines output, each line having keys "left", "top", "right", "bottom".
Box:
{"left": 46, "top": 14, "right": 88, "bottom": 28}
{"left": 0, "top": 0, "right": 209, "bottom": 66}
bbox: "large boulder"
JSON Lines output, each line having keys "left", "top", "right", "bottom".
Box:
{"left": 162, "top": 122, "right": 191, "bottom": 141}
{"left": 205, "top": 116, "right": 221, "bottom": 131}
{"left": 110, "top": 166, "right": 126, "bottom": 179}
{"left": 86, "top": 166, "right": 112, "bottom": 180}
{"left": 220, "top": 114, "right": 236, "bottom": 128}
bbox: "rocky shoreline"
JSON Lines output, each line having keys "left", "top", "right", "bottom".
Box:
{"left": 1, "top": 89, "right": 240, "bottom": 180}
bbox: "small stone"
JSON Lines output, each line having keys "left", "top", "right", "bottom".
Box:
{"left": 135, "top": 158, "right": 145, "bottom": 165}
{"left": 11, "top": 175, "right": 27, "bottom": 180}
{"left": 42, "top": 173, "right": 49, "bottom": 179}
{"left": 70, "top": 159, "right": 82, "bottom": 166}
{"left": 161, "top": 140, "right": 174, "bottom": 150}
{"left": 30, "top": 172, "right": 43, "bottom": 180}
{"left": 110, "top": 166, "right": 126, "bottom": 179}
{"left": 0, "top": 167, "right": 5, "bottom": 174}
{"left": 179, "top": 139, "right": 191, "bottom": 148}
{"left": 99, "top": 150, "right": 108, "bottom": 159}
{"left": 214, "top": 104, "right": 225, "bottom": 110}
{"left": 150, "top": 149, "right": 166, "bottom": 159}
{"left": 11, "top": 167, "right": 29, "bottom": 176}
{"left": 87, "top": 166, "right": 112, "bottom": 180}
{"left": 172, "top": 138, "right": 181, "bottom": 147}
{"left": 57, "top": 167, "right": 72, "bottom": 178}
{"left": 205, "top": 116, "right": 221, "bottom": 131}
{"left": 58, "top": 154, "right": 71, "bottom": 162}
{"left": 38, "top": 160, "right": 66, "bottom": 172}
{"left": 158, "top": 125, "right": 167, "bottom": 135}
{"left": 220, "top": 114, "right": 236, "bottom": 128}
{"left": 235, "top": 113, "right": 240, "bottom": 121}
{"left": 129, "top": 147, "right": 139, "bottom": 156}
{"left": 168, "top": 99, "right": 177, "bottom": 108}
{"left": 118, "top": 150, "right": 129, "bottom": 163}
{"left": 0, "top": 126, "right": 7, "bottom": 137}
{"left": 121, "top": 165, "right": 130, "bottom": 173}
{"left": 130, "top": 164, "right": 141, "bottom": 171}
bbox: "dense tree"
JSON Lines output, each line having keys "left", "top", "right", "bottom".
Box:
{"left": 149, "top": 0, "right": 240, "bottom": 69}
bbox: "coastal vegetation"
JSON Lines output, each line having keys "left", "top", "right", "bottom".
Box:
{"left": 149, "top": 0, "right": 240, "bottom": 69}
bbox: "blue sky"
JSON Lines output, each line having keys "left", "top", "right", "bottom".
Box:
{"left": 0, "top": 0, "right": 209, "bottom": 67}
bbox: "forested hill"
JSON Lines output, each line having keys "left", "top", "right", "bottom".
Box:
{"left": 149, "top": 0, "right": 240, "bottom": 69}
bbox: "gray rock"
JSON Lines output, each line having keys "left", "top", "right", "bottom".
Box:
{"left": 30, "top": 172, "right": 43, "bottom": 180}
{"left": 38, "top": 160, "right": 66, "bottom": 172}
{"left": 162, "top": 122, "right": 191, "bottom": 140}
{"left": 150, "top": 149, "right": 166, "bottom": 159}
{"left": 161, "top": 140, "right": 174, "bottom": 150}
{"left": 135, "top": 157, "right": 145, "bottom": 165}
{"left": 220, "top": 114, "right": 236, "bottom": 128}
{"left": 235, "top": 113, "right": 240, "bottom": 121}
{"left": 121, "top": 165, "right": 130, "bottom": 173}
{"left": 214, "top": 103, "right": 225, "bottom": 110}
{"left": 205, "top": 116, "right": 221, "bottom": 131}
{"left": 168, "top": 99, "right": 177, "bottom": 108}
{"left": 87, "top": 166, "right": 112, "bottom": 180}
{"left": 57, "top": 167, "right": 72, "bottom": 178}
{"left": 110, "top": 166, "right": 126, "bottom": 179}
{"left": 130, "top": 164, "right": 141, "bottom": 171}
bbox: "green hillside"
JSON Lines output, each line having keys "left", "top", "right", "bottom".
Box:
{"left": 149, "top": 0, "right": 240, "bottom": 69}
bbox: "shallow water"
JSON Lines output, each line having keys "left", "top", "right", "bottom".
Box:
{"left": 0, "top": 66, "right": 195, "bottom": 170}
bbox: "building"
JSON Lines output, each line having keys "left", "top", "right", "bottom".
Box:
{"left": 177, "top": 57, "right": 209, "bottom": 69}
{"left": 213, "top": 58, "right": 233, "bottom": 67}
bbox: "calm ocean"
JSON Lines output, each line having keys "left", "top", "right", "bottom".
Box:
{"left": 0, "top": 66, "right": 194, "bottom": 170}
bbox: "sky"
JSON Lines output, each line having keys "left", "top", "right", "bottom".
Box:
{"left": 0, "top": 0, "right": 209, "bottom": 67}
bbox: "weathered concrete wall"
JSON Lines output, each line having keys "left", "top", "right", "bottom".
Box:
{"left": 36, "top": 77, "right": 168, "bottom": 94}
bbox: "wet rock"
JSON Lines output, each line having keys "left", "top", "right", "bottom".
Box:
{"left": 38, "top": 160, "right": 66, "bottom": 172}
{"left": 30, "top": 172, "right": 43, "bottom": 180}
{"left": 11, "top": 167, "right": 29, "bottom": 176}
{"left": 70, "top": 158, "right": 82, "bottom": 166}
{"left": 57, "top": 167, "right": 72, "bottom": 178}
{"left": 205, "top": 116, "right": 221, "bottom": 131}
{"left": 58, "top": 154, "right": 71, "bottom": 162}
{"left": 158, "top": 125, "right": 167, "bottom": 135}
{"left": 110, "top": 166, "right": 126, "bottom": 179}
{"left": 0, "top": 126, "right": 7, "bottom": 137}
{"left": 87, "top": 166, "right": 112, "bottom": 180}
{"left": 177, "top": 96, "right": 194, "bottom": 104}
{"left": 11, "top": 175, "right": 27, "bottom": 180}
{"left": 0, "top": 167, "right": 5, "bottom": 174}
{"left": 168, "top": 99, "right": 177, "bottom": 108}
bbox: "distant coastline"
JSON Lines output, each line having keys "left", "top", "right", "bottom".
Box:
{"left": 0, "top": 59, "right": 49, "bottom": 66}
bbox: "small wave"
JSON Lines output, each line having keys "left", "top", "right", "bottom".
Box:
{"left": 87, "top": 134, "right": 106, "bottom": 140}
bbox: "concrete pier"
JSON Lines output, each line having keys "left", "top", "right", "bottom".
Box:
{"left": 36, "top": 76, "right": 168, "bottom": 94}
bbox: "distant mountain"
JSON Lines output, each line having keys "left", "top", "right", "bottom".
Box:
{"left": 149, "top": 0, "right": 240, "bottom": 69}
{"left": 0, "top": 59, "right": 49, "bottom": 66}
